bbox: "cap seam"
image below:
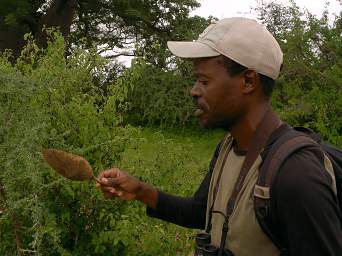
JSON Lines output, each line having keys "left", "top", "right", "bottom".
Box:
{"left": 198, "top": 40, "right": 247, "bottom": 68}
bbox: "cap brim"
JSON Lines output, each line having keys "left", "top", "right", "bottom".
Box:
{"left": 167, "top": 41, "right": 220, "bottom": 59}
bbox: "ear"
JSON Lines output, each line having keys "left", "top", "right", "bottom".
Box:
{"left": 241, "top": 69, "right": 258, "bottom": 94}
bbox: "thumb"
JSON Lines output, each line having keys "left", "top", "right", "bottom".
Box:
{"left": 97, "top": 168, "right": 123, "bottom": 186}
{"left": 104, "top": 167, "right": 123, "bottom": 178}
{"left": 104, "top": 175, "right": 127, "bottom": 188}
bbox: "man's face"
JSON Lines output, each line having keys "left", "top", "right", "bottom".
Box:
{"left": 191, "top": 57, "right": 245, "bottom": 130}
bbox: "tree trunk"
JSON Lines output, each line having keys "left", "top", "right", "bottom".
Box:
{"left": 0, "top": 24, "right": 29, "bottom": 60}
{"left": 35, "top": 0, "right": 77, "bottom": 49}
{"left": 0, "top": 0, "right": 77, "bottom": 59}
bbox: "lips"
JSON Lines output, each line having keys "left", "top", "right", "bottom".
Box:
{"left": 194, "top": 108, "right": 204, "bottom": 117}
{"left": 193, "top": 100, "right": 208, "bottom": 117}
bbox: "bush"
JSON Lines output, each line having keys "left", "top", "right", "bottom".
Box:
{"left": 0, "top": 31, "right": 223, "bottom": 255}
{"left": 0, "top": 32, "right": 139, "bottom": 255}
{"left": 259, "top": 2, "right": 342, "bottom": 146}
{"left": 121, "top": 59, "right": 196, "bottom": 127}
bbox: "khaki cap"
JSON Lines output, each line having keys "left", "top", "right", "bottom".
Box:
{"left": 167, "top": 17, "right": 283, "bottom": 79}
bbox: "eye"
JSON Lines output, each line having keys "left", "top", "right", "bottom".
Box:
{"left": 199, "top": 80, "right": 209, "bottom": 86}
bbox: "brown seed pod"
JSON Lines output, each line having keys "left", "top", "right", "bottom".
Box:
{"left": 42, "top": 148, "right": 94, "bottom": 181}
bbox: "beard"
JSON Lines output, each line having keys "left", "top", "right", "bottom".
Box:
{"left": 199, "top": 112, "right": 237, "bottom": 131}
{"left": 194, "top": 98, "right": 241, "bottom": 131}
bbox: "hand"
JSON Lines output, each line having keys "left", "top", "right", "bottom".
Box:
{"left": 96, "top": 167, "right": 140, "bottom": 200}
{"left": 96, "top": 167, "right": 158, "bottom": 209}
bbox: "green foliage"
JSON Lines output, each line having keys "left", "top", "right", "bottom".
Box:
{"left": 0, "top": 0, "right": 34, "bottom": 27}
{"left": 72, "top": 0, "right": 202, "bottom": 64}
{"left": 0, "top": 31, "right": 224, "bottom": 255}
{"left": 117, "top": 15, "right": 209, "bottom": 127}
{"left": 114, "top": 128, "right": 224, "bottom": 255}
{"left": 0, "top": 0, "right": 205, "bottom": 66}
{"left": 0, "top": 31, "right": 134, "bottom": 255}
{"left": 1, "top": 1, "right": 342, "bottom": 255}
{"left": 256, "top": 1, "right": 342, "bottom": 146}
{"left": 121, "top": 59, "right": 197, "bottom": 127}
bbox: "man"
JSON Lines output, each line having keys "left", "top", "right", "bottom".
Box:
{"left": 97, "top": 18, "right": 342, "bottom": 255}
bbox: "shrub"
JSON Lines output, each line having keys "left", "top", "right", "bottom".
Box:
{"left": 122, "top": 59, "right": 196, "bottom": 127}
{"left": 0, "top": 31, "right": 139, "bottom": 255}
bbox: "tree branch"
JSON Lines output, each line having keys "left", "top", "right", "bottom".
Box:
{"left": 0, "top": 182, "right": 23, "bottom": 256}
{"left": 12, "top": 214, "right": 24, "bottom": 256}
{"left": 104, "top": 53, "right": 135, "bottom": 59}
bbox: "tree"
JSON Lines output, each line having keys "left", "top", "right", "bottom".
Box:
{"left": 0, "top": 0, "right": 77, "bottom": 58}
{"left": 0, "top": 0, "right": 202, "bottom": 63}
{"left": 254, "top": 0, "right": 342, "bottom": 145}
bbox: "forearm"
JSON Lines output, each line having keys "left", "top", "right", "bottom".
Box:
{"left": 146, "top": 191, "right": 206, "bottom": 229}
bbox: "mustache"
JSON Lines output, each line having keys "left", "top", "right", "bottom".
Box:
{"left": 193, "top": 99, "right": 209, "bottom": 112}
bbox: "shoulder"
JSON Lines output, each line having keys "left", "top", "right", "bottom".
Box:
{"left": 271, "top": 145, "right": 342, "bottom": 254}
{"left": 273, "top": 145, "right": 335, "bottom": 205}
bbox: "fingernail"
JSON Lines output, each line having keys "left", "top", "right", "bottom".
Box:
{"left": 101, "top": 177, "right": 107, "bottom": 183}
{"left": 110, "top": 188, "right": 115, "bottom": 193}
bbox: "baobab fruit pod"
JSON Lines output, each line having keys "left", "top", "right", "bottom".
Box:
{"left": 42, "top": 148, "right": 93, "bottom": 181}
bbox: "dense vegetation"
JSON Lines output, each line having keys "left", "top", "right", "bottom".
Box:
{"left": 1, "top": 0, "right": 341, "bottom": 255}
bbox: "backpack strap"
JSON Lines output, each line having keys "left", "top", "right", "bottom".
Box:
{"left": 254, "top": 127, "right": 318, "bottom": 254}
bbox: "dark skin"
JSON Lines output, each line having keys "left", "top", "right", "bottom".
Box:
{"left": 97, "top": 56, "right": 273, "bottom": 209}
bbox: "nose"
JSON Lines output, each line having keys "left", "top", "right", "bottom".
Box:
{"left": 190, "top": 81, "right": 201, "bottom": 98}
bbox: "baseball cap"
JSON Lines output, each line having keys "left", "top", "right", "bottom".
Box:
{"left": 167, "top": 17, "right": 283, "bottom": 79}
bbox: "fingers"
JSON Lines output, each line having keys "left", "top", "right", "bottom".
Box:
{"left": 96, "top": 167, "right": 126, "bottom": 199}
{"left": 96, "top": 167, "right": 123, "bottom": 187}
{"left": 107, "top": 168, "right": 124, "bottom": 178}
{"left": 96, "top": 167, "right": 139, "bottom": 201}
{"left": 103, "top": 187, "right": 123, "bottom": 198}
{"left": 102, "top": 176, "right": 126, "bottom": 188}
{"left": 98, "top": 176, "right": 126, "bottom": 197}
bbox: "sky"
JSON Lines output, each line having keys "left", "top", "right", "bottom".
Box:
{"left": 191, "top": 0, "right": 342, "bottom": 20}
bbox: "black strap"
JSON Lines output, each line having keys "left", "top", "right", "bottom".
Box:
{"left": 205, "top": 146, "right": 232, "bottom": 233}
{"left": 206, "top": 109, "right": 281, "bottom": 256}
{"left": 254, "top": 127, "right": 318, "bottom": 253}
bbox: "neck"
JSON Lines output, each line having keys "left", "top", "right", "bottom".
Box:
{"left": 229, "top": 103, "right": 277, "bottom": 151}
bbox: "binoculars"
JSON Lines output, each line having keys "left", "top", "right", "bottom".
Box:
{"left": 194, "top": 233, "right": 234, "bottom": 256}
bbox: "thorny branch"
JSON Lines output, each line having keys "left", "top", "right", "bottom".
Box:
{"left": 0, "top": 181, "right": 23, "bottom": 256}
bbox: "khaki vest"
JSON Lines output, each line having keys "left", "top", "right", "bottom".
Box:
{"left": 205, "top": 133, "right": 336, "bottom": 256}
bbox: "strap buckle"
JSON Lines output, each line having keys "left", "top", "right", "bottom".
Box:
{"left": 254, "top": 184, "right": 270, "bottom": 199}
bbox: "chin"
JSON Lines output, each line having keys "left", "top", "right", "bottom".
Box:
{"left": 199, "top": 120, "right": 218, "bottom": 130}
{"left": 199, "top": 117, "right": 232, "bottom": 130}
{"left": 198, "top": 117, "right": 211, "bottom": 129}
{"left": 199, "top": 122, "right": 210, "bottom": 129}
